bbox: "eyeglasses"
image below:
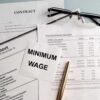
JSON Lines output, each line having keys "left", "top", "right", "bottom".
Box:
{"left": 47, "top": 7, "right": 100, "bottom": 26}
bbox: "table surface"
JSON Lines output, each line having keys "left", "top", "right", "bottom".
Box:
{"left": 0, "top": 0, "right": 100, "bottom": 14}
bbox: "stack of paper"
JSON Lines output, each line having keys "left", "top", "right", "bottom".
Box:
{"left": 0, "top": 0, "right": 64, "bottom": 100}
{"left": 1, "top": 1, "right": 100, "bottom": 100}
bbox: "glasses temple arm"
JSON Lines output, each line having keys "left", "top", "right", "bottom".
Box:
{"left": 89, "top": 17, "right": 100, "bottom": 26}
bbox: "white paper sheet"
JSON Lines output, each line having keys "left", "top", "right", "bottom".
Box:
{"left": 20, "top": 42, "right": 61, "bottom": 81}
{"left": 0, "top": 0, "right": 64, "bottom": 44}
{"left": 0, "top": 24, "right": 38, "bottom": 100}
{"left": 0, "top": 0, "right": 64, "bottom": 24}
{"left": 38, "top": 23, "right": 100, "bottom": 100}
{"left": 0, "top": 52, "right": 39, "bottom": 100}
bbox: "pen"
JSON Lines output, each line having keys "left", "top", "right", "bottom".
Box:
{"left": 56, "top": 61, "right": 69, "bottom": 100}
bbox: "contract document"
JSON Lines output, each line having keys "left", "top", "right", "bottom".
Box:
{"left": 0, "top": 0, "right": 64, "bottom": 24}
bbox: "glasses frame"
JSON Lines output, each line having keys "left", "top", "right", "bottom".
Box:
{"left": 47, "top": 7, "right": 100, "bottom": 26}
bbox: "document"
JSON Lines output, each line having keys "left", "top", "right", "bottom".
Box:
{"left": 0, "top": 0, "right": 64, "bottom": 24}
{"left": 0, "top": 0, "right": 64, "bottom": 44}
{"left": 38, "top": 24, "right": 100, "bottom": 100}
{"left": 0, "top": 54, "right": 38, "bottom": 100}
{"left": 0, "top": 25, "right": 38, "bottom": 100}
{"left": 20, "top": 42, "right": 61, "bottom": 81}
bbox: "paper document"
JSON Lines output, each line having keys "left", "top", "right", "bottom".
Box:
{"left": 0, "top": 54, "right": 38, "bottom": 100}
{"left": 0, "top": 0, "right": 64, "bottom": 24}
{"left": 38, "top": 24, "right": 100, "bottom": 100}
{"left": 20, "top": 42, "right": 61, "bottom": 81}
{"left": 0, "top": 25, "right": 38, "bottom": 100}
